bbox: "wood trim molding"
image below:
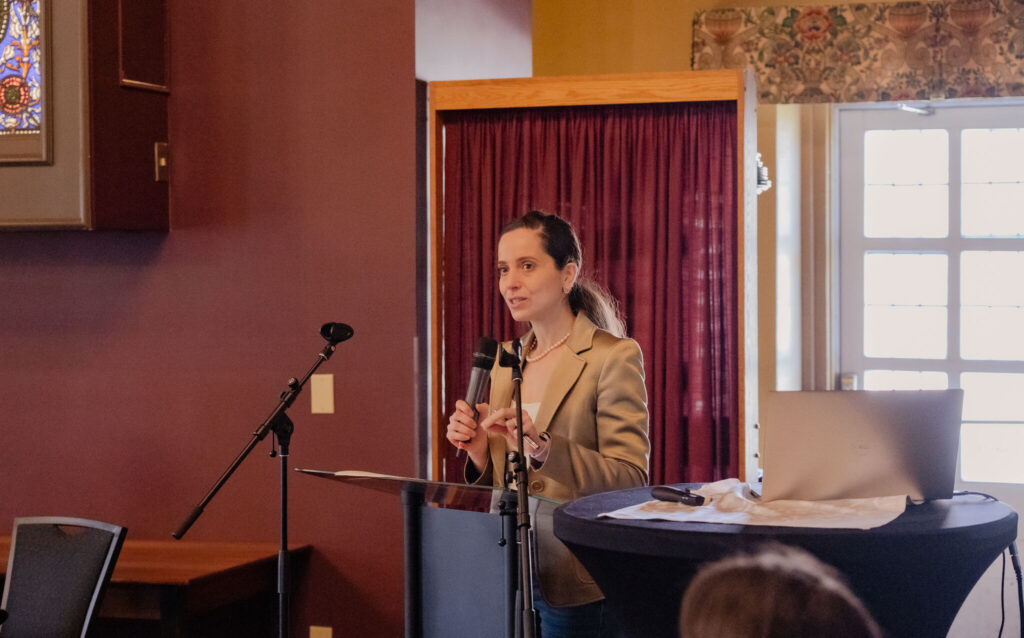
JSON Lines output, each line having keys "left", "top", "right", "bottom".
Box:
{"left": 430, "top": 70, "right": 746, "bottom": 111}
{"left": 428, "top": 97, "right": 446, "bottom": 481}
{"left": 738, "top": 69, "right": 760, "bottom": 483}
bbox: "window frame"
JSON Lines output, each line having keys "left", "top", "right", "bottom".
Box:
{"left": 837, "top": 101, "right": 1024, "bottom": 483}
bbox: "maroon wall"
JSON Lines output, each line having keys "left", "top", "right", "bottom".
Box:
{"left": 0, "top": 2, "right": 416, "bottom": 635}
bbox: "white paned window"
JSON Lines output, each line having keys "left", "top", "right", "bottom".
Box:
{"left": 840, "top": 104, "right": 1024, "bottom": 483}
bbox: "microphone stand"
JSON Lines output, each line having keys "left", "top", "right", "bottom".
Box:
{"left": 172, "top": 330, "right": 345, "bottom": 638}
{"left": 502, "top": 340, "right": 538, "bottom": 638}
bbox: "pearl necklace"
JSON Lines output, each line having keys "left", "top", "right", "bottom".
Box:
{"left": 525, "top": 331, "right": 572, "bottom": 363}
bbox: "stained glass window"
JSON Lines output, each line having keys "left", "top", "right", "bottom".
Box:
{"left": 0, "top": 0, "right": 43, "bottom": 135}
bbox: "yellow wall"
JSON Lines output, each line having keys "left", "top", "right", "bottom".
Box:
{"left": 532, "top": 0, "right": 691, "bottom": 75}
{"left": 533, "top": 0, "right": 802, "bottom": 77}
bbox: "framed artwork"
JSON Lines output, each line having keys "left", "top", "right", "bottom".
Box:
{"left": 694, "top": 0, "right": 1024, "bottom": 103}
{"left": 0, "top": 0, "right": 49, "bottom": 164}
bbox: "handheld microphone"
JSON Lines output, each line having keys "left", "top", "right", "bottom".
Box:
{"left": 456, "top": 337, "right": 498, "bottom": 457}
{"left": 320, "top": 322, "right": 354, "bottom": 343}
{"left": 651, "top": 485, "right": 708, "bottom": 506}
{"left": 465, "top": 337, "right": 499, "bottom": 417}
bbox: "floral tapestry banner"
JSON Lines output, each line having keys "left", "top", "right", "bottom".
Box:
{"left": 693, "top": 1, "right": 1024, "bottom": 103}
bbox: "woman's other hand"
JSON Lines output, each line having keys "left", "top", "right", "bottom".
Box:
{"left": 483, "top": 407, "right": 543, "bottom": 457}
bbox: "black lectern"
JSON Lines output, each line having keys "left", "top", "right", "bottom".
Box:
{"left": 298, "top": 469, "right": 555, "bottom": 638}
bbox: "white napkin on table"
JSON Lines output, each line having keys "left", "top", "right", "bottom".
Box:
{"left": 600, "top": 479, "right": 907, "bottom": 530}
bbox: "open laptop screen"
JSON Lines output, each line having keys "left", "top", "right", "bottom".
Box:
{"left": 760, "top": 390, "right": 964, "bottom": 502}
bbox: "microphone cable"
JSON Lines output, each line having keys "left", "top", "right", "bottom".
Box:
{"left": 1010, "top": 541, "right": 1023, "bottom": 638}
{"left": 1000, "top": 549, "right": 1006, "bottom": 638}
{"left": 954, "top": 491, "right": 1022, "bottom": 638}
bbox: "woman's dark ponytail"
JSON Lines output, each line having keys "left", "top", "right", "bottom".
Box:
{"left": 567, "top": 277, "right": 625, "bottom": 338}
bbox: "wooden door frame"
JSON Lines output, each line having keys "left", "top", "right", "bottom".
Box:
{"left": 428, "top": 70, "right": 759, "bottom": 482}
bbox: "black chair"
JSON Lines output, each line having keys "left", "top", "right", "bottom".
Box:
{"left": 0, "top": 517, "right": 127, "bottom": 637}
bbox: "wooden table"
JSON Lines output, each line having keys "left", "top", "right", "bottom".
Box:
{"left": 0, "top": 538, "right": 312, "bottom": 638}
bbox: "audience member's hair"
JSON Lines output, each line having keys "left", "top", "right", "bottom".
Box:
{"left": 679, "top": 544, "right": 882, "bottom": 638}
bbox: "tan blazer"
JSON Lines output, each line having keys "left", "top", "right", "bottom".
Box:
{"left": 470, "top": 314, "right": 650, "bottom": 607}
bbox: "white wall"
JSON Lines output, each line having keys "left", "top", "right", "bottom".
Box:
{"left": 415, "top": 0, "right": 531, "bottom": 81}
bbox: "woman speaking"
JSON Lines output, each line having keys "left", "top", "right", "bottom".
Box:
{"left": 446, "top": 211, "right": 650, "bottom": 638}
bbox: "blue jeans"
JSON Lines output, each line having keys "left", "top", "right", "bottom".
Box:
{"left": 532, "top": 592, "right": 622, "bottom": 638}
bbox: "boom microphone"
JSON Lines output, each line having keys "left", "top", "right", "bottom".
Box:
{"left": 498, "top": 338, "right": 522, "bottom": 369}
{"left": 320, "top": 322, "right": 354, "bottom": 343}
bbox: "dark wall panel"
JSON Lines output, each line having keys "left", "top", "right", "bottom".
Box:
{"left": 88, "top": 0, "right": 170, "bottom": 230}
{"left": 0, "top": 1, "right": 416, "bottom": 634}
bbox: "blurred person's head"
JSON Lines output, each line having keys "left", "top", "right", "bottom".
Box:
{"left": 679, "top": 544, "right": 881, "bottom": 638}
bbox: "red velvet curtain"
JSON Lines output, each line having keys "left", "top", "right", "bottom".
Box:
{"left": 440, "top": 102, "right": 738, "bottom": 485}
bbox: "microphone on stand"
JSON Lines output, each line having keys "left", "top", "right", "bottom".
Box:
{"left": 498, "top": 339, "right": 521, "bottom": 370}
{"left": 458, "top": 337, "right": 498, "bottom": 456}
{"left": 320, "top": 322, "right": 354, "bottom": 343}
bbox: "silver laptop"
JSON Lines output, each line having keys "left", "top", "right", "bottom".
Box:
{"left": 760, "top": 390, "right": 964, "bottom": 502}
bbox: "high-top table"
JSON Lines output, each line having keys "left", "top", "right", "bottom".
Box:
{"left": 554, "top": 485, "right": 1018, "bottom": 638}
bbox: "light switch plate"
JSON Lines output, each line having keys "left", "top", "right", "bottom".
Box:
{"left": 154, "top": 142, "right": 169, "bottom": 182}
{"left": 310, "top": 374, "right": 335, "bottom": 414}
